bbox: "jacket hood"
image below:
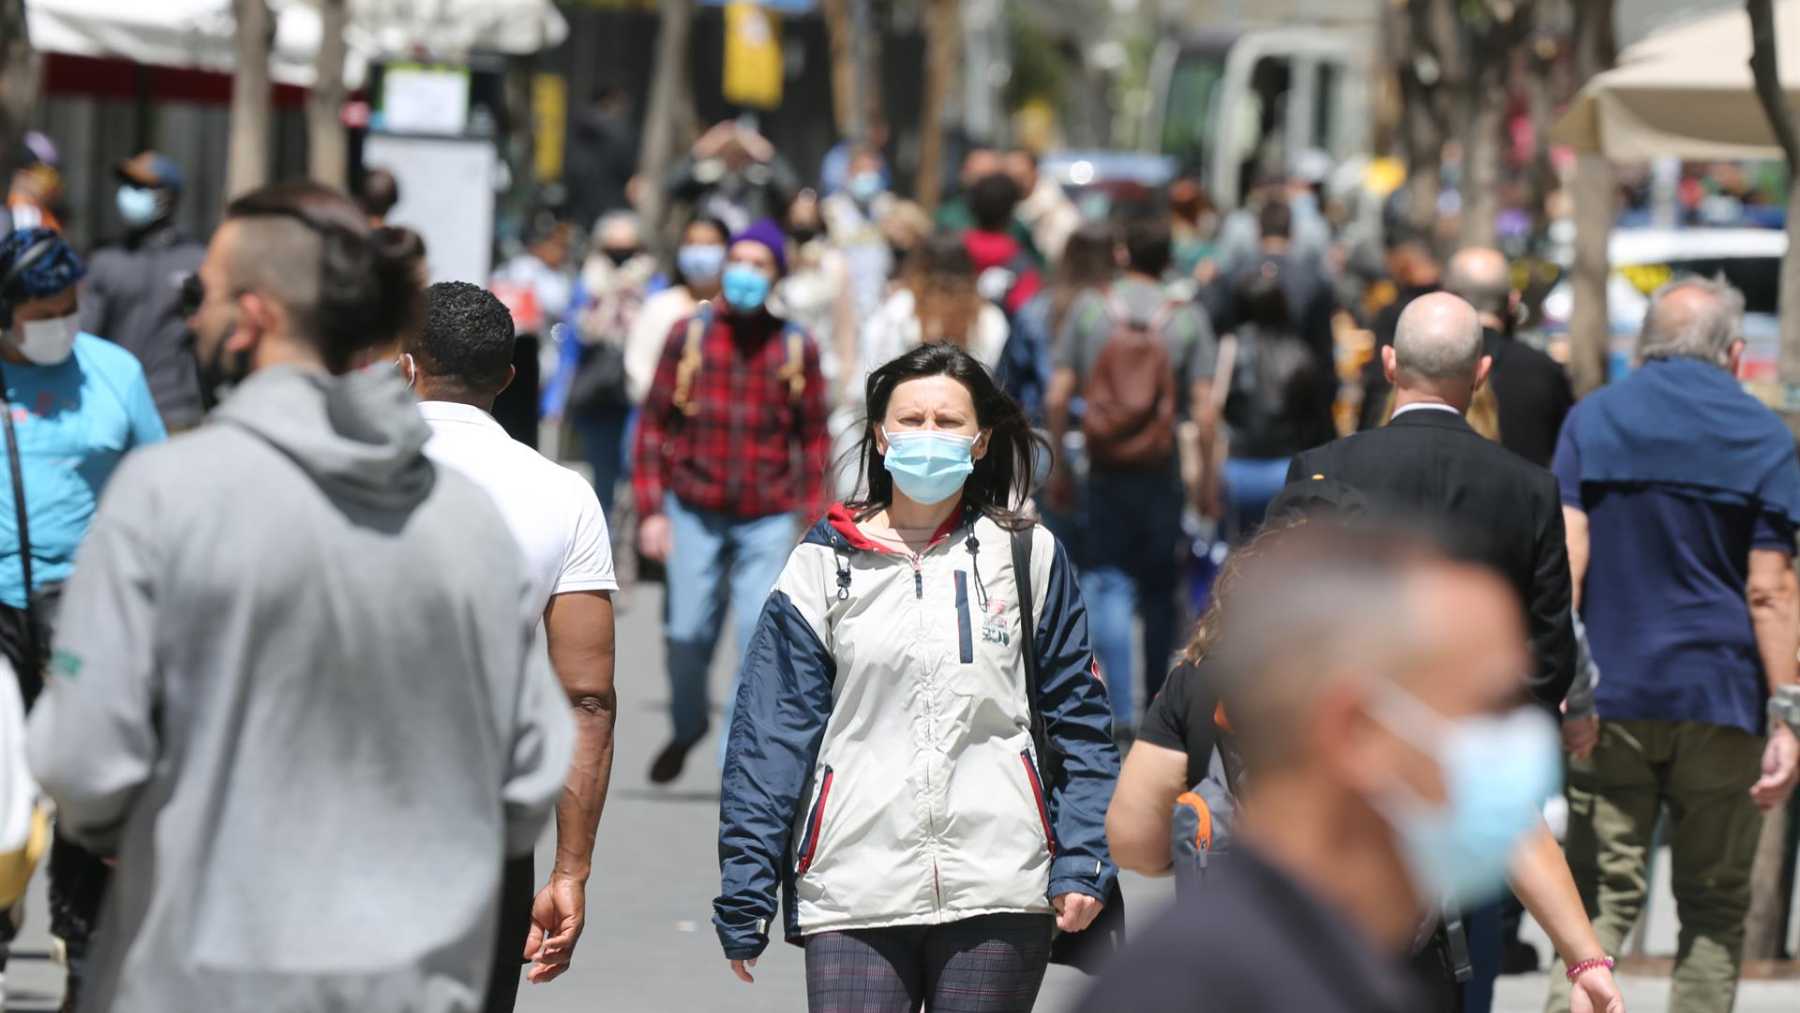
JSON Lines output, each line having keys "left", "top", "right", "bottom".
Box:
{"left": 213, "top": 364, "right": 434, "bottom": 509}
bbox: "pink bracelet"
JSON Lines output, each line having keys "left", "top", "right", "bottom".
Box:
{"left": 1565, "top": 956, "right": 1615, "bottom": 983}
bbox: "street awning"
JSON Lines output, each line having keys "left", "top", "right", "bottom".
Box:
{"left": 1551, "top": 0, "right": 1800, "bottom": 161}
{"left": 24, "top": 0, "right": 569, "bottom": 87}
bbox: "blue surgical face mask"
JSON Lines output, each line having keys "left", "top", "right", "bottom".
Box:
{"left": 721, "top": 264, "right": 772, "bottom": 314}
{"left": 117, "top": 184, "right": 161, "bottom": 227}
{"left": 676, "top": 244, "right": 725, "bottom": 285}
{"left": 882, "top": 427, "right": 977, "bottom": 505}
{"left": 849, "top": 170, "right": 885, "bottom": 204}
{"left": 1369, "top": 685, "right": 1560, "bottom": 909}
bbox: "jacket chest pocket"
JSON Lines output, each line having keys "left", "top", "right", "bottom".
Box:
{"left": 949, "top": 568, "right": 1013, "bottom": 665}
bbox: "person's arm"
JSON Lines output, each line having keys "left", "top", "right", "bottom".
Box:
{"left": 1527, "top": 481, "right": 1578, "bottom": 708}
{"left": 1106, "top": 742, "right": 1189, "bottom": 876}
{"left": 1564, "top": 507, "right": 1590, "bottom": 612}
{"left": 77, "top": 259, "right": 111, "bottom": 341}
{"left": 1510, "top": 823, "right": 1626, "bottom": 1013}
{"left": 1747, "top": 544, "right": 1799, "bottom": 810}
{"left": 1031, "top": 529, "right": 1122, "bottom": 929}
{"left": 717, "top": 564, "right": 833, "bottom": 980}
{"left": 25, "top": 458, "right": 162, "bottom": 853}
{"left": 523, "top": 589, "right": 617, "bottom": 983}
{"left": 796, "top": 332, "right": 830, "bottom": 520}
{"left": 632, "top": 319, "right": 691, "bottom": 560}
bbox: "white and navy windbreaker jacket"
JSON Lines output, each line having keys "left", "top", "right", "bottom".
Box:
{"left": 714, "top": 506, "right": 1120, "bottom": 959}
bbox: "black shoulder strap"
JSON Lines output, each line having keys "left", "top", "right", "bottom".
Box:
{"left": 0, "top": 365, "right": 38, "bottom": 673}
{"left": 1011, "top": 526, "right": 1051, "bottom": 786}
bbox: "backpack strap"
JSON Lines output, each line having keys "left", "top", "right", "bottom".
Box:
{"left": 1010, "top": 526, "right": 1055, "bottom": 788}
{"left": 670, "top": 301, "right": 714, "bottom": 418}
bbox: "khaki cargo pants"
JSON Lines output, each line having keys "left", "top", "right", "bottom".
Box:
{"left": 1544, "top": 719, "right": 1766, "bottom": 1013}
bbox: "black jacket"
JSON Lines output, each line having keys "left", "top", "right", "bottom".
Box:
{"left": 1484, "top": 328, "right": 1575, "bottom": 469}
{"left": 80, "top": 226, "right": 206, "bottom": 430}
{"left": 1286, "top": 409, "right": 1576, "bottom": 708}
{"left": 1076, "top": 845, "right": 1429, "bottom": 1013}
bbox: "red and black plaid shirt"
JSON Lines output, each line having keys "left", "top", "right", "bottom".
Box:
{"left": 633, "top": 309, "right": 829, "bottom": 521}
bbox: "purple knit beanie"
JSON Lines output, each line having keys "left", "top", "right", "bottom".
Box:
{"left": 730, "top": 218, "right": 789, "bottom": 276}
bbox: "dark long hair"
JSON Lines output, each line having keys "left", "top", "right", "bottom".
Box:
{"left": 846, "top": 343, "right": 1047, "bottom": 529}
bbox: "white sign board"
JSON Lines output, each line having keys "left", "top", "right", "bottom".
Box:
{"left": 380, "top": 66, "right": 471, "bottom": 136}
{"left": 362, "top": 134, "right": 497, "bottom": 288}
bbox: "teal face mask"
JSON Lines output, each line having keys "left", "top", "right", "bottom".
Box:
{"left": 721, "top": 264, "right": 772, "bottom": 313}
{"left": 882, "top": 428, "right": 977, "bottom": 505}
{"left": 1370, "top": 685, "right": 1561, "bottom": 909}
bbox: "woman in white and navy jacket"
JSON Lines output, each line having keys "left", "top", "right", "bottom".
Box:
{"left": 715, "top": 343, "right": 1120, "bottom": 1011}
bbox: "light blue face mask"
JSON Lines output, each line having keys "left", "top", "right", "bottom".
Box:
{"left": 721, "top": 264, "right": 773, "bottom": 314}
{"left": 117, "top": 184, "right": 161, "bottom": 227}
{"left": 1370, "top": 685, "right": 1561, "bottom": 909}
{"left": 848, "top": 170, "right": 885, "bottom": 204}
{"left": 882, "top": 427, "right": 977, "bottom": 505}
{"left": 676, "top": 244, "right": 725, "bottom": 284}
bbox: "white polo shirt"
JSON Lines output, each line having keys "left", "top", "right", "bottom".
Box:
{"left": 419, "top": 401, "right": 617, "bottom": 615}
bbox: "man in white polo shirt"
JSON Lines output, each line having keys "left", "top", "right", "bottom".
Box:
{"left": 404, "top": 281, "right": 618, "bottom": 1011}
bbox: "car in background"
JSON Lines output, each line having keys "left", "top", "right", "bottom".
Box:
{"left": 1041, "top": 150, "right": 1177, "bottom": 221}
{"left": 1540, "top": 227, "right": 1785, "bottom": 392}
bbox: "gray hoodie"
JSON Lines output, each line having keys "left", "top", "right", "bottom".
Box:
{"left": 27, "top": 365, "right": 572, "bottom": 1012}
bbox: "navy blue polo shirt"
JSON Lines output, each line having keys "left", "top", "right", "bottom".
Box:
{"left": 1554, "top": 418, "right": 1795, "bottom": 735}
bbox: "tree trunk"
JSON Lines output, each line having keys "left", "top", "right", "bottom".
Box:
{"left": 1747, "top": 0, "right": 1800, "bottom": 408}
{"left": 1567, "top": 0, "right": 1616, "bottom": 397}
{"left": 1457, "top": 78, "right": 1506, "bottom": 249}
{"left": 916, "top": 0, "right": 958, "bottom": 216}
{"left": 637, "top": 0, "right": 696, "bottom": 249}
{"left": 306, "top": 0, "right": 349, "bottom": 190}
{"left": 227, "top": 0, "right": 274, "bottom": 199}
{"left": 0, "top": 0, "right": 40, "bottom": 184}
{"left": 821, "top": 0, "right": 858, "bottom": 139}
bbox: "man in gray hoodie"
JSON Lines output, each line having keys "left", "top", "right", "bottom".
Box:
{"left": 25, "top": 181, "right": 574, "bottom": 1013}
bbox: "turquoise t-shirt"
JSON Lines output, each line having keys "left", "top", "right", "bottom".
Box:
{"left": 0, "top": 332, "right": 167, "bottom": 608}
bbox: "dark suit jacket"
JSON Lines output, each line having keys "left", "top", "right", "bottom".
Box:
{"left": 1286, "top": 409, "right": 1576, "bottom": 707}
{"left": 1484, "top": 328, "right": 1575, "bottom": 469}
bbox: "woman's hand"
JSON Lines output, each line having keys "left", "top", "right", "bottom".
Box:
{"left": 728, "top": 957, "right": 758, "bottom": 984}
{"left": 1568, "top": 963, "right": 1625, "bottom": 1013}
{"left": 1052, "top": 892, "right": 1103, "bottom": 933}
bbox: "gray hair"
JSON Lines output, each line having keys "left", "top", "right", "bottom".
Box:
{"left": 1211, "top": 524, "right": 1437, "bottom": 770}
{"left": 1637, "top": 275, "right": 1745, "bottom": 366}
{"left": 1443, "top": 249, "right": 1510, "bottom": 317}
{"left": 1393, "top": 293, "right": 1484, "bottom": 381}
{"left": 593, "top": 210, "right": 642, "bottom": 242}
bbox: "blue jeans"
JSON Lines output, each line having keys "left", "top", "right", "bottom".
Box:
{"left": 1080, "top": 468, "right": 1183, "bottom": 730}
{"left": 1222, "top": 456, "right": 1292, "bottom": 541}
{"left": 574, "top": 408, "right": 632, "bottom": 522}
{"left": 1462, "top": 899, "right": 1502, "bottom": 1013}
{"left": 663, "top": 493, "right": 795, "bottom": 746}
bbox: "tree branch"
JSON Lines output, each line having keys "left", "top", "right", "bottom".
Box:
{"left": 1747, "top": 0, "right": 1800, "bottom": 167}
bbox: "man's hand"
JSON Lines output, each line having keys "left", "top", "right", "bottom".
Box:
{"left": 524, "top": 874, "right": 586, "bottom": 984}
{"left": 728, "top": 957, "right": 758, "bottom": 984}
{"left": 1568, "top": 964, "right": 1626, "bottom": 1013}
{"left": 1051, "top": 892, "right": 1103, "bottom": 933}
{"left": 638, "top": 515, "right": 673, "bottom": 563}
{"left": 1751, "top": 724, "right": 1800, "bottom": 811}
{"left": 1563, "top": 715, "right": 1599, "bottom": 760}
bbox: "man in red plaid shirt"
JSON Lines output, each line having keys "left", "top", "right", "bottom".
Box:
{"left": 633, "top": 219, "right": 829, "bottom": 784}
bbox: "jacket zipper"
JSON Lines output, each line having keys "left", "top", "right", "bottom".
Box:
{"left": 796, "top": 767, "right": 835, "bottom": 875}
{"left": 1020, "top": 751, "right": 1057, "bottom": 856}
{"left": 910, "top": 554, "right": 923, "bottom": 598}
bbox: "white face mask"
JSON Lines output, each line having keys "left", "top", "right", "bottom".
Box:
{"left": 16, "top": 312, "right": 79, "bottom": 365}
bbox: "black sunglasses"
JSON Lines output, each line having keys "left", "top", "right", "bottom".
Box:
{"left": 178, "top": 273, "right": 204, "bottom": 318}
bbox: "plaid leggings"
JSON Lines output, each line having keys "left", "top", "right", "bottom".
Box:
{"left": 803, "top": 913, "right": 1054, "bottom": 1013}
